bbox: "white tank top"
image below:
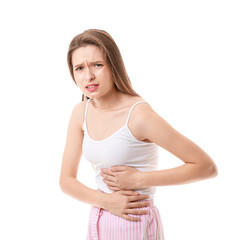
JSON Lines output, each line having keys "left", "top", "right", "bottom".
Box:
{"left": 82, "top": 99, "right": 159, "bottom": 199}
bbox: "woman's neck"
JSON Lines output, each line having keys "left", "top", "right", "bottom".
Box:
{"left": 91, "top": 91, "right": 126, "bottom": 111}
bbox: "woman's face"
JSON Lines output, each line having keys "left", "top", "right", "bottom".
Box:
{"left": 72, "top": 45, "right": 116, "bottom": 99}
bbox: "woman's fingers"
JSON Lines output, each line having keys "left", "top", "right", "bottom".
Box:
{"left": 101, "top": 168, "right": 115, "bottom": 176}
{"left": 103, "top": 179, "right": 117, "bottom": 187}
{"left": 111, "top": 166, "right": 127, "bottom": 172}
{"left": 129, "top": 194, "right": 150, "bottom": 202}
{"left": 101, "top": 173, "right": 116, "bottom": 181}
{"left": 108, "top": 186, "right": 121, "bottom": 191}
{"left": 106, "top": 191, "right": 151, "bottom": 222}
{"left": 121, "top": 205, "right": 149, "bottom": 222}
{"left": 129, "top": 201, "right": 150, "bottom": 209}
{"left": 119, "top": 190, "right": 139, "bottom": 196}
{"left": 124, "top": 208, "right": 149, "bottom": 215}
{"left": 121, "top": 209, "right": 148, "bottom": 222}
{"left": 104, "top": 179, "right": 118, "bottom": 187}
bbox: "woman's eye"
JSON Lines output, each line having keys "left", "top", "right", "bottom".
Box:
{"left": 94, "top": 64, "right": 103, "bottom": 68}
{"left": 75, "top": 66, "right": 83, "bottom": 71}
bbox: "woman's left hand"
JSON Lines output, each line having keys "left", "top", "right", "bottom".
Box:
{"left": 101, "top": 166, "right": 141, "bottom": 191}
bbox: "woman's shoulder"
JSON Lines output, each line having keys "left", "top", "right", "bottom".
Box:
{"left": 72, "top": 100, "right": 87, "bottom": 114}
{"left": 124, "top": 95, "right": 156, "bottom": 121}
{"left": 122, "top": 94, "right": 145, "bottom": 106}
{"left": 131, "top": 97, "right": 153, "bottom": 113}
{"left": 128, "top": 98, "right": 158, "bottom": 140}
{"left": 70, "top": 100, "right": 88, "bottom": 127}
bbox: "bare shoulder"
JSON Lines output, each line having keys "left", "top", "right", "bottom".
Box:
{"left": 121, "top": 94, "right": 144, "bottom": 107}
{"left": 131, "top": 101, "right": 158, "bottom": 122}
{"left": 128, "top": 101, "right": 161, "bottom": 141}
{"left": 69, "top": 100, "right": 87, "bottom": 129}
{"left": 131, "top": 95, "right": 145, "bottom": 102}
{"left": 129, "top": 101, "right": 184, "bottom": 146}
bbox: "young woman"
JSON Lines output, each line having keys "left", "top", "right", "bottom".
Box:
{"left": 59, "top": 29, "right": 218, "bottom": 240}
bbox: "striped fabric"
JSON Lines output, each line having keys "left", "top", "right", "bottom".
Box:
{"left": 86, "top": 200, "right": 164, "bottom": 240}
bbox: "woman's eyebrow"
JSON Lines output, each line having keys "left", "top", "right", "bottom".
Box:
{"left": 74, "top": 63, "right": 83, "bottom": 68}
{"left": 74, "top": 60, "right": 104, "bottom": 68}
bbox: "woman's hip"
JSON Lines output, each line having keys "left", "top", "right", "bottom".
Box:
{"left": 86, "top": 200, "right": 164, "bottom": 240}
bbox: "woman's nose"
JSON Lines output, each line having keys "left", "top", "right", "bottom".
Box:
{"left": 84, "top": 68, "right": 95, "bottom": 81}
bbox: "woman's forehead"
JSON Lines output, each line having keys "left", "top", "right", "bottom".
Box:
{"left": 72, "top": 45, "right": 105, "bottom": 65}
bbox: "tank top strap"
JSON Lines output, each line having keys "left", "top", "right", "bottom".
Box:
{"left": 125, "top": 101, "right": 146, "bottom": 125}
{"left": 84, "top": 98, "right": 92, "bottom": 123}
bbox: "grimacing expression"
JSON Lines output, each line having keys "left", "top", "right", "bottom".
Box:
{"left": 72, "top": 45, "right": 116, "bottom": 99}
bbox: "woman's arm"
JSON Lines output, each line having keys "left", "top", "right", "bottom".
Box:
{"left": 59, "top": 102, "right": 150, "bottom": 221}
{"left": 101, "top": 103, "right": 218, "bottom": 190}
{"left": 59, "top": 102, "right": 101, "bottom": 206}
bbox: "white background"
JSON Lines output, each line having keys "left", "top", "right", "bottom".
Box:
{"left": 0, "top": 0, "right": 234, "bottom": 239}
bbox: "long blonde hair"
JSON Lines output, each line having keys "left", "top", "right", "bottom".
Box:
{"left": 67, "top": 29, "right": 140, "bottom": 100}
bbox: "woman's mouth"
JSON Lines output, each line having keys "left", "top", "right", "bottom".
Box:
{"left": 85, "top": 84, "right": 99, "bottom": 92}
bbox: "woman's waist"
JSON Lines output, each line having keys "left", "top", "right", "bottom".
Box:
{"left": 96, "top": 177, "right": 156, "bottom": 200}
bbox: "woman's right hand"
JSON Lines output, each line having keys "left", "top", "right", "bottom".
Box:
{"left": 102, "top": 190, "right": 150, "bottom": 222}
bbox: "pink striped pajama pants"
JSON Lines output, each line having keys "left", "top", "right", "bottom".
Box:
{"left": 86, "top": 200, "right": 164, "bottom": 240}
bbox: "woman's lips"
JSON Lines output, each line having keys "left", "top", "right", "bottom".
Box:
{"left": 85, "top": 84, "right": 99, "bottom": 92}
